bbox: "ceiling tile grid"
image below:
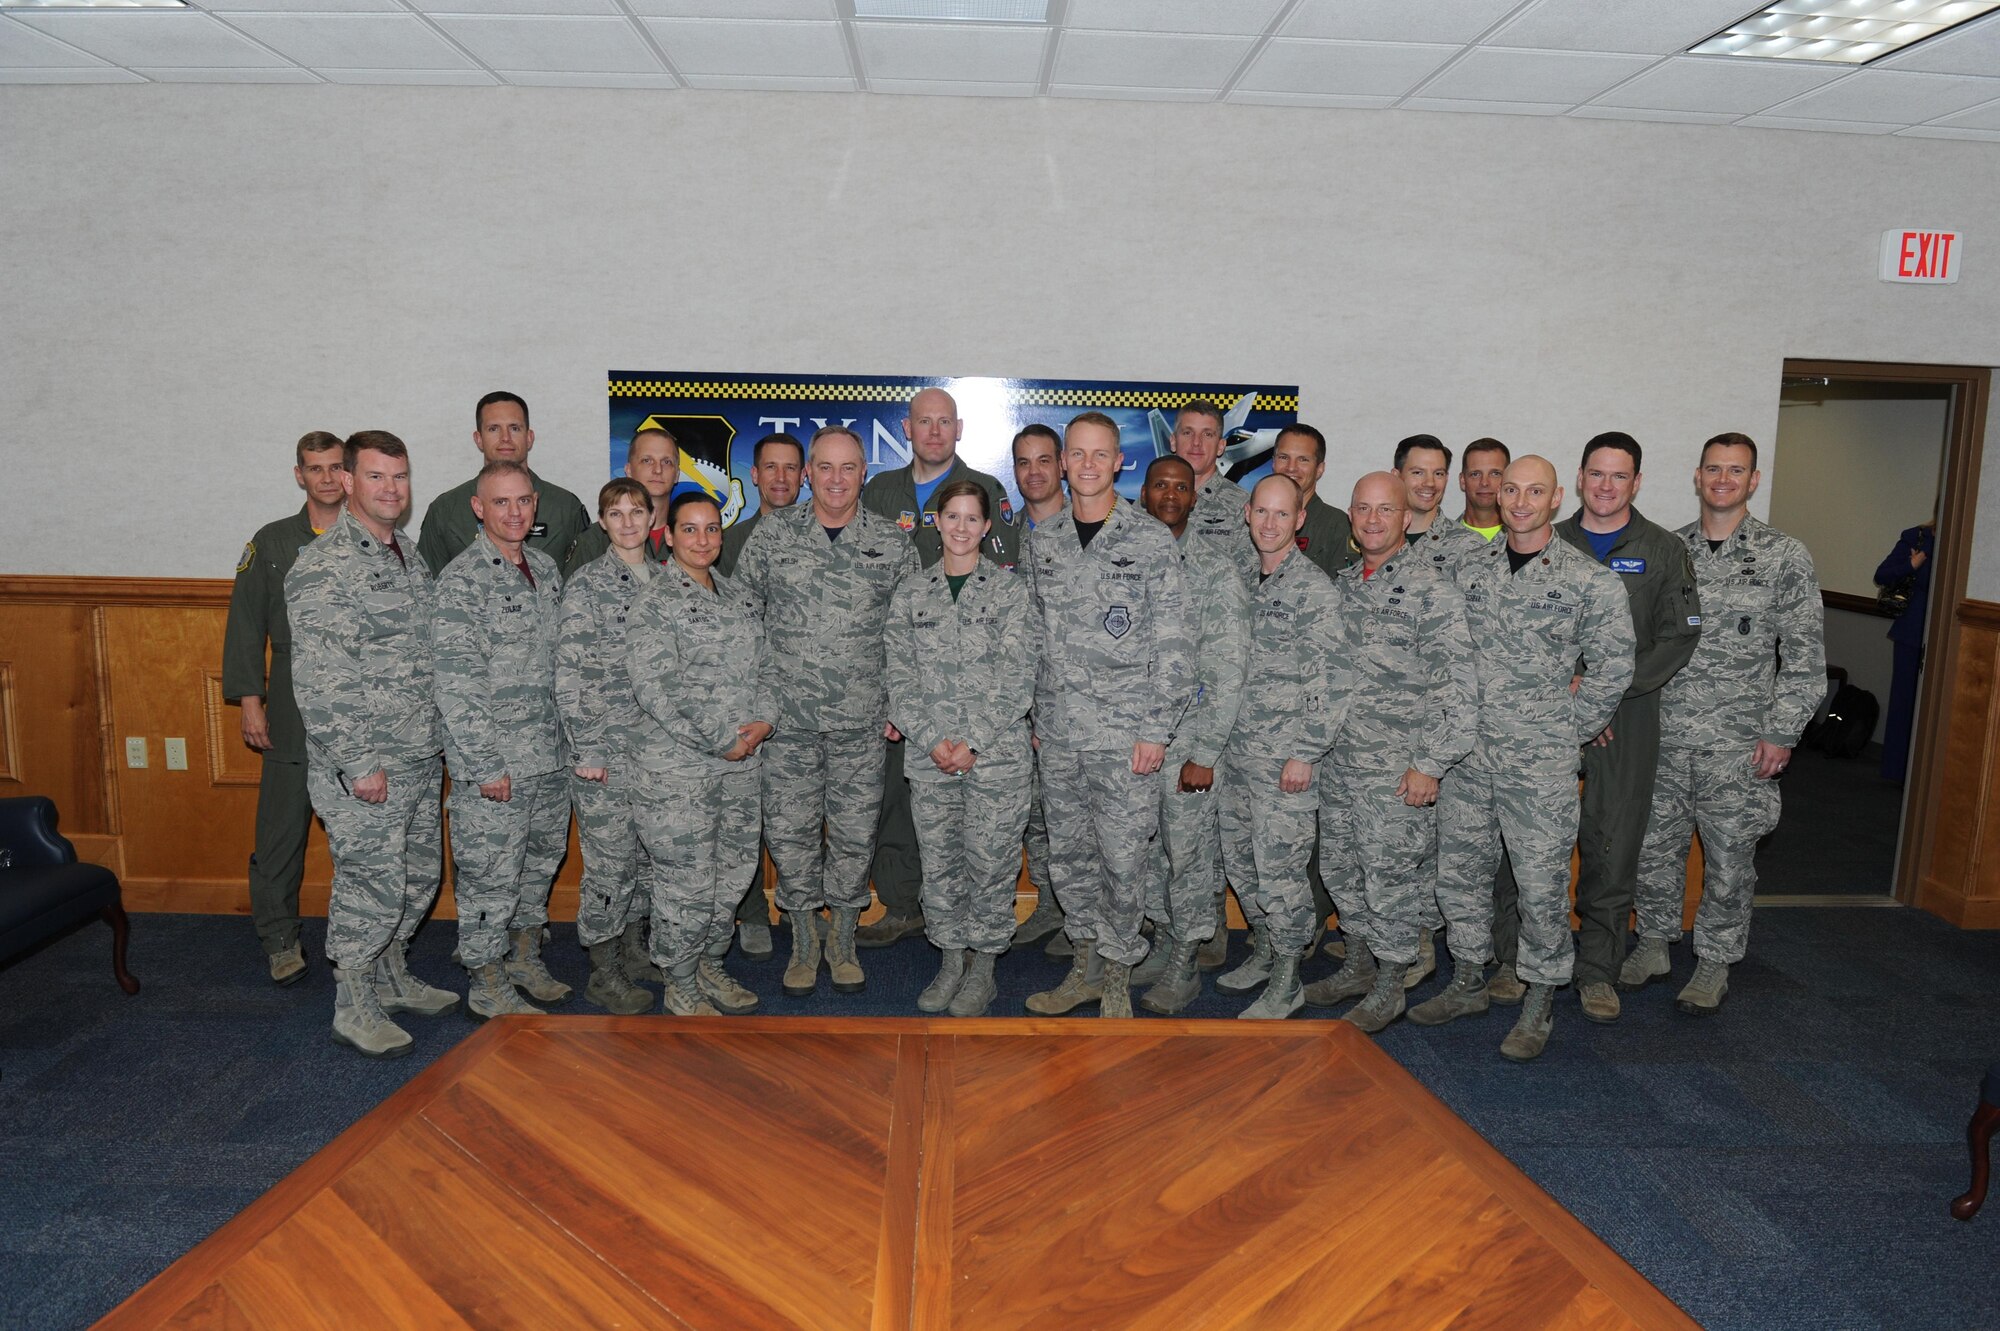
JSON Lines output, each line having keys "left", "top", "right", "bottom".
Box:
{"left": 0, "top": 0, "right": 1994, "bottom": 144}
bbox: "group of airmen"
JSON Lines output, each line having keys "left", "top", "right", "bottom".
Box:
{"left": 223, "top": 386, "right": 1826, "bottom": 1062}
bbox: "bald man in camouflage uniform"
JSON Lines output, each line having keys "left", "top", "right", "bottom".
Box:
{"left": 433, "top": 462, "right": 571, "bottom": 1019}
{"left": 1311, "top": 472, "right": 1479, "bottom": 1034}
{"left": 1624, "top": 433, "right": 1825, "bottom": 1016}
{"left": 734, "top": 426, "right": 919, "bottom": 996}
{"left": 1434, "top": 457, "right": 1633, "bottom": 1061}
{"left": 1216, "top": 476, "right": 1350, "bottom": 1021}
{"left": 288, "top": 431, "right": 457, "bottom": 1059}
{"left": 1128, "top": 456, "right": 1250, "bottom": 1015}
{"left": 1024, "top": 413, "right": 1193, "bottom": 1019}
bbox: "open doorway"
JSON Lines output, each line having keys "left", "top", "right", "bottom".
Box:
{"left": 1760, "top": 359, "right": 1990, "bottom": 904}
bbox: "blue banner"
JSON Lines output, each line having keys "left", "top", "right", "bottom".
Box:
{"left": 608, "top": 371, "right": 1300, "bottom": 525}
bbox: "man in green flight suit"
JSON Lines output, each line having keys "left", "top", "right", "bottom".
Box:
{"left": 222, "top": 430, "right": 347, "bottom": 984}
{"left": 417, "top": 391, "right": 591, "bottom": 573}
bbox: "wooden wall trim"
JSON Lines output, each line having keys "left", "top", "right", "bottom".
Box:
{"left": 1957, "top": 599, "right": 2000, "bottom": 632}
{"left": 0, "top": 576, "right": 230, "bottom": 608}
{"left": 1822, "top": 589, "right": 1888, "bottom": 618}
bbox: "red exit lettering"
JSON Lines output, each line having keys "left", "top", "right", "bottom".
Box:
{"left": 1898, "top": 230, "right": 1956, "bottom": 279}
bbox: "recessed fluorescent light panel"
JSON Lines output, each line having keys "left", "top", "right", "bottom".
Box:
{"left": 1691, "top": 1, "right": 2000, "bottom": 63}
{"left": 853, "top": 0, "right": 1048, "bottom": 20}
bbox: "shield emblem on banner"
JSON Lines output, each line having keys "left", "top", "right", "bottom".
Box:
{"left": 637, "top": 413, "right": 745, "bottom": 527}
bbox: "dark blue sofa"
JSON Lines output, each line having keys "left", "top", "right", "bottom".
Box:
{"left": 0, "top": 796, "right": 138, "bottom": 994}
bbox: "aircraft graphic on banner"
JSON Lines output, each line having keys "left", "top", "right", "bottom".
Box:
{"left": 1147, "top": 392, "right": 1282, "bottom": 483}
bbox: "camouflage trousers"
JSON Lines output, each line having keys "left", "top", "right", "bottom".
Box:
{"left": 312, "top": 756, "right": 443, "bottom": 972}
{"left": 762, "top": 727, "right": 885, "bottom": 914}
{"left": 448, "top": 766, "right": 569, "bottom": 969}
{"left": 1218, "top": 752, "right": 1318, "bottom": 955}
{"left": 1039, "top": 744, "right": 1159, "bottom": 968}
{"left": 571, "top": 766, "right": 647, "bottom": 948}
{"left": 1023, "top": 746, "right": 1052, "bottom": 894}
{"left": 1634, "top": 745, "right": 1781, "bottom": 964}
{"left": 910, "top": 757, "right": 1030, "bottom": 954}
{"left": 635, "top": 764, "right": 761, "bottom": 975}
{"left": 1149, "top": 762, "right": 1223, "bottom": 943}
{"left": 1436, "top": 755, "right": 1579, "bottom": 985}
{"left": 1318, "top": 764, "right": 1433, "bottom": 967}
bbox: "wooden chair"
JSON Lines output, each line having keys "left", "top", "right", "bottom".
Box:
{"left": 0, "top": 795, "right": 139, "bottom": 995}
{"left": 1951, "top": 1063, "right": 1998, "bottom": 1221}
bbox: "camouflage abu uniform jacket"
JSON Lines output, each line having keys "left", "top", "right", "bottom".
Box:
{"left": 733, "top": 501, "right": 919, "bottom": 734}
{"left": 1169, "top": 527, "right": 1251, "bottom": 770}
{"left": 1660, "top": 514, "right": 1825, "bottom": 750}
{"left": 1409, "top": 515, "right": 1487, "bottom": 580}
{"left": 625, "top": 563, "right": 769, "bottom": 776}
{"left": 283, "top": 508, "right": 440, "bottom": 779}
{"left": 1025, "top": 499, "right": 1193, "bottom": 752}
{"left": 1453, "top": 535, "right": 1635, "bottom": 767}
{"left": 1225, "top": 549, "right": 1350, "bottom": 764}
{"left": 1329, "top": 548, "right": 1478, "bottom": 777}
{"left": 433, "top": 532, "right": 565, "bottom": 785}
{"left": 553, "top": 550, "right": 654, "bottom": 771}
{"left": 884, "top": 565, "right": 1035, "bottom": 781}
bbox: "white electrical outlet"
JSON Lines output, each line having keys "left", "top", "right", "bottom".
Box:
{"left": 125, "top": 737, "right": 148, "bottom": 768}
{"left": 164, "top": 738, "right": 188, "bottom": 771}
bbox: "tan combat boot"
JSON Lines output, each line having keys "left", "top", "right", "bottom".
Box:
{"left": 506, "top": 928, "right": 572, "bottom": 1003}
{"left": 332, "top": 965, "right": 413, "bottom": 1059}
{"left": 782, "top": 909, "right": 823, "bottom": 996}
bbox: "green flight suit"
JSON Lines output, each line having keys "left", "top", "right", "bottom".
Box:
{"left": 221, "top": 505, "right": 325, "bottom": 956}
{"left": 416, "top": 466, "right": 591, "bottom": 575}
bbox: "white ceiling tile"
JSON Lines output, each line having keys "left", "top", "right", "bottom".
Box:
{"left": 1065, "top": 0, "right": 1287, "bottom": 36}
{"left": 0, "top": 17, "right": 108, "bottom": 66}
{"left": 854, "top": 20, "right": 1045, "bottom": 82}
{"left": 12, "top": 12, "right": 286, "bottom": 68}
{"left": 1899, "top": 124, "right": 2000, "bottom": 140}
{"left": 1226, "top": 90, "right": 1398, "bottom": 108}
{"left": 430, "top": 15, "right": 659, "bottom": 72}
{"left": 1766, "top": 69, "right": 2000, "bottom": 124}
{"left": 1049, "top": 82, "right": 1215, "bottom": 101}
{"left": 628, "top": 0, "right": 834, "bottom": 15}
{"left": 1238, "top": 39, "right": 1457, "bottom": 97}
{"left": 223, "top": 14, "right": 478, "bottom": 69}
{"left": 679, "top": 72, "right": 855, "bottom": 90}
{"left": 196, "top": 0, "right": 401, "bottom": 11}
{"left": 1567, "top": 104, "right": 1736, "bottom": 123}
{"left": 317, "top": 66, "right": 498, "bottom": 82}
{"left": 136, "top": 66, "right": 321, "bottom": 81}
{"left": 1931, "top": 96, "right": 2000, "bottom": 130}
{"left": 1876, "top": 12, "right": 2000, "bottom": 75}
{"left": 415, "top": 0, "right": 620, "bottom": 13}
{"left": 869, "top": 77, "right": 1035, "bottom": 95}
{"left": 642, "top": 17, "right": 846, "bottom": 76}
{"left": 1401, "top": 95, "right": 1571, "bottom": 115}
{"left": 1052, "top": 29, "right": 1254, "bottom": 89}
{"left": 1485, "top": 0, "right": 1759, "bottom": 56}
{"left": 1283, "top": 0, "right": 1522, "bottom": 45}
{"left": 1590, "top": 55, "right": 1846, "bottom": 114}
{"left": 1415, "top": 47, "right": 1656, "bottom": 103}
{"left": 1736, "top": 114, "right": 1901, "bottom": 134}
{"left": 0, "top": 65, "right": 142, "bottom": 81}
{"left": 500, "top": 69, "right": 679, "bottom": 85}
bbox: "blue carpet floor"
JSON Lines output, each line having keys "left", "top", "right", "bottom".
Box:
{"left": 2, "top": 907, "right": 1996, "bottom": 1330}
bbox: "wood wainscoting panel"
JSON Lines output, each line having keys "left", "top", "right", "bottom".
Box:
{"left": 1916, "top": 600, "right": 2000, "bottom": 927}
{"left": 201, "top": 671, "right": 262, "bottom": 787}
{"left": 0, "top": 602, "right": 112, "bottom": 832}
{"left": 0, "top": 661, "right": 20, "bottom": 782}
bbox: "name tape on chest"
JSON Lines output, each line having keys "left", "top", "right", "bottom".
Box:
{"left": 1609, "top": 557, "right": 1646, "bottom": 575}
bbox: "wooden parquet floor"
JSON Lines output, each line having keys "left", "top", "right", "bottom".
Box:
{"left": 97, "top": 1018, "right": 1699, "bottom": 1331}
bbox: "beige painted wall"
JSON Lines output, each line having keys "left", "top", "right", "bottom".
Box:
{"left": 1, "top": 86, "right": 1996, "bottom": 579}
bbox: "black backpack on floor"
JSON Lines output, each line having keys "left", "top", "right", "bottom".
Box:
{"left": 1815, "top": 682, "right": 1880, "bottom": 759}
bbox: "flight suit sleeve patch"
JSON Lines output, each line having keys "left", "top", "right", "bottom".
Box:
{"left": 236, "top": 541, "right": 256, "bottom": 574}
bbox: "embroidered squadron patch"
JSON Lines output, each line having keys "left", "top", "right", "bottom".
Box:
{"left": 236, "top": 542, "right": 255, "bottom": 574}
{"left": 1296, "top": 534, "right": 1310, "bottom": 551}
{"left": 1104, "top": 605, "right": 1132, "bottom": 639}
{"left": 898, "top": 511, "right": 917, "bottom": 533}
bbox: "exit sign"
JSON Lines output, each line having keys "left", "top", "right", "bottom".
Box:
{"left": 1880, "top": 229, "right": 1961, "bottom": 284}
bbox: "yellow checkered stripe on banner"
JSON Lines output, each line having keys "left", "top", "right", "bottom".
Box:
{"left": 609, "top": 380, "right": 1298, "bottom": 413}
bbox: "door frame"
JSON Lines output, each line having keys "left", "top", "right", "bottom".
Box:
{"left": 1781, "top": 357, "right": 1991, "bottom": 905}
